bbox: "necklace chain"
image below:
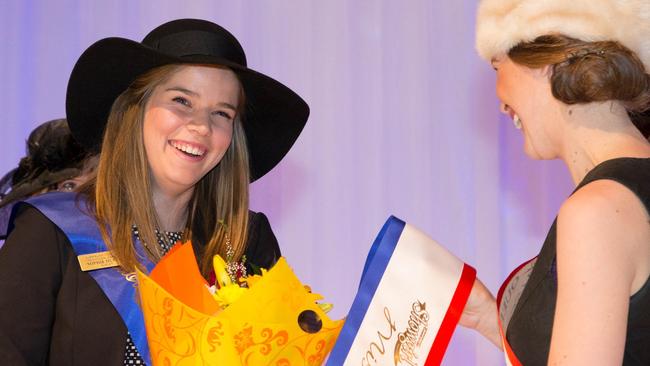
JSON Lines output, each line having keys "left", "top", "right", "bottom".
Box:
{"left": 131, "top": 225, "right": 236, "bottom": 264}
{"left": 132, "top": 225, "right": 184, "bottom": 258}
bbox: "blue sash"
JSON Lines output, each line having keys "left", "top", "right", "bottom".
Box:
{"left": 18, "top": 192, "right": 154, "bottom": 364}
{"left": 326, "top": 216, "right": 405, "bottom": 364}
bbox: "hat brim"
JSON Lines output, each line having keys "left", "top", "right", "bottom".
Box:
{"left": 66, "top": 38, "right": 308, "bottom": 181}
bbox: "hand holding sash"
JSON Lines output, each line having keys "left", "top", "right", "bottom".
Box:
{"left": 458, "top": 278, "right": 501, "bottom": 349}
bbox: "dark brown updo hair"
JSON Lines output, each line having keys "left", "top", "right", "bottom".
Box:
{"left": 508, "top": 34, "right": 650, "bottom": 136}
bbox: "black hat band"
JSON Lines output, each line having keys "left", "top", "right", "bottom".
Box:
{"left": 150, "top": 30, "right": 247, "bottom": 66}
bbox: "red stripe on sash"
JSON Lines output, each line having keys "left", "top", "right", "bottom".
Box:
{"left": 425, "top": 263, "right": 476, "bottom": 365}
{"left": 496, "top": 257, "right": 537, "bottom": 366}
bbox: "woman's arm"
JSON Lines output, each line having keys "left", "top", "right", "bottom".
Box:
{"left": 549, "top": 180, "right": 650, "bottom": 365}
{"left": 0, "top": 205, "right": 65, "bottom": 365}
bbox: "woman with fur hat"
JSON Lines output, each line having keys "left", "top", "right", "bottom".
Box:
{"left": 0, "top": 19, "right": 308, "bottom": 365}
{"left": 461, "top": 0, "right": 650, "bottom": 365}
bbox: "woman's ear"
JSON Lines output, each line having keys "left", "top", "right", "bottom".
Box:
{"left": 539, "top": 64, "right": 554, "bottom": 78}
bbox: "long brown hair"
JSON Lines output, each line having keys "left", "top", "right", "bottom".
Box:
{"left": 83, "top": 64, "right": 250, "bottom": 275}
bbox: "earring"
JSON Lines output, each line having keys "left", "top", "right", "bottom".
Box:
{"left": 513, "top": 114, "right": 522, "bottom": 129}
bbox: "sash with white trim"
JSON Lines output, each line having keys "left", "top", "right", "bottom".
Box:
{"left": 13, "top": 192, "right": 155, "bottom": 364}
{"left": 327, "top": 216, "right": 475, "bottom": 365}
{"left": 496, "top": 256, "right": 537, "bottom": 366}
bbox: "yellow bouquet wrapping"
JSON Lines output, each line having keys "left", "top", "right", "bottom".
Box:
{"left": 135, "top": 242, "right": 344, "bottom": 365}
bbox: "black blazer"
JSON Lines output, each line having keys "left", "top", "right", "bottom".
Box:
{"left": 0, "top": 204, "right": 280, "bottom": 366}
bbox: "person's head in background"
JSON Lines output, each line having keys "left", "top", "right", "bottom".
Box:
{"left": 0, "top": 118, "right": 96, "bottom": 207}
{"left": 0, "top": 118, "right": 96, "bottom": 241}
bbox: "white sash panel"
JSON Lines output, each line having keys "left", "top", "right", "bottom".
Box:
{"left": 328, "top": 216, "right": 475, "bottom": 366}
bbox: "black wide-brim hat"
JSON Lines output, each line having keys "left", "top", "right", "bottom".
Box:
{"left": 66, "top": 18, "right": 308, "bottom": 181}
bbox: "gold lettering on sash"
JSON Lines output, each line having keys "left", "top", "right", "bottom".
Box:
{"left": 77, "top": 251, "right": 119, "bottom": 271}
{"left": 362, "top": 307, "right": 397, "bottom": 366}
{"left": 360, "top": 300, "right": 431, "bottom": 366}
{"left": 124, "top": 272, "right": 137, "bottom": 282}
{"left": 394, "top": 301, "right": 430, "bottom": 366}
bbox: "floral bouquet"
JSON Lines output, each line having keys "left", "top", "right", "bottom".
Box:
{"left": 135, "top": 242, "right": 344, "bottom": 365}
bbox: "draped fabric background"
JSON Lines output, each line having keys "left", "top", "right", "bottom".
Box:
{"left": 0, "top": 1, "right": 573, "bottom": 364}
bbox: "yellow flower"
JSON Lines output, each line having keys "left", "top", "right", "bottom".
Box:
{"left": 213, "top": 254, "right": 232, "bottom": 288}
{"left": 212, "top": 283, "right": 247, "bottom": 308}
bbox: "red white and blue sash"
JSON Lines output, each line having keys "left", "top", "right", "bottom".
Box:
{"left": 328, "top": 216, "right": 475, "bottom": 365}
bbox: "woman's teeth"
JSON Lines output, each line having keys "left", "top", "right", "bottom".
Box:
{"left": 171, "top": 141, "right": 205, "bottom": 156}
{"left": 513, "top": 114, "right": 522, "bottom": 130}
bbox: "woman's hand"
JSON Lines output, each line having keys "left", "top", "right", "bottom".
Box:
{"left": 459, "top": 277, "right": 502, "bottom": 349}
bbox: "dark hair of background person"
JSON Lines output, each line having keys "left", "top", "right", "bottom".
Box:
{"left": 0, "top": 118, "right": 90, "bottom": 208}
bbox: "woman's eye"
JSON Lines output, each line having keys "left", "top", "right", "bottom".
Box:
{"left": 58, "top": 181, "right": 77, "bottom": 191}
{"left": 173, "top": 96, "right": 191, "bottom": 107}
{"left": 213, "top": 110, "right": 233, "bottom": 120}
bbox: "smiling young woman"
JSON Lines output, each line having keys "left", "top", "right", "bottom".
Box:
{"left": 0, "top": 19, "right": 308, "bottom": 365}
{"left": 90, "top": 64, "right": 250, "bottom": 275}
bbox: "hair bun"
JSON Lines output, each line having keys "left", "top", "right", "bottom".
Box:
{"left": 550, "top": 41, "right": 650, "bottom": 113}
{"left": 28, "top": 119, "right": 87, "bottom": 170}
{"left": 10, "top": 119, "right": 88, "bottom": 187}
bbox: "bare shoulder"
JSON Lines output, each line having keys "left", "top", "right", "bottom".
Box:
{"left": 560, "top": 178, "right": 649, "bottom": 235}
{"left": 557, "top": 179, "right": 650, "bottom": 294}
{"left": 550, "top": 179, "right": 650, "bottom": 363}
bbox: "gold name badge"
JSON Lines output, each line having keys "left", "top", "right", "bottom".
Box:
{"left": 77, "top": 251, "right": 119, "bottom": 271}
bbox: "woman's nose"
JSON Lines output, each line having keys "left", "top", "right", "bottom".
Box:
{"left": 187, "top": 112, "right": 211, "bottom": 135}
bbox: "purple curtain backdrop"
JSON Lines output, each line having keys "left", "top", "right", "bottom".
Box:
{"left": 0, "top": 1, "right": 574, "bottom": 364}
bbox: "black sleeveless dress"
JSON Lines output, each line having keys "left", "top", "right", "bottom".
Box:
{"left": 506, "top": 158, "right": 650, "bottom": 365}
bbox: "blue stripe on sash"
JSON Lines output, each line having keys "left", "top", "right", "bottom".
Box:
{"left": 23, "top": 192, "right": 154, "bottom": 365}
{"left": 326, "top": 215, "right": 405, "bottom": 365}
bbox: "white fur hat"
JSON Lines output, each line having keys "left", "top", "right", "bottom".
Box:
{"left": 475, "top": 0, "right": 650, "bottom": 71}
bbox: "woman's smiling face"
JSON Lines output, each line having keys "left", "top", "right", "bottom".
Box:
{"left": 143, "top": 65, "right": 242, "bottom": 196}
{"left": 493, "top": 55, "right": 560, "bottom": 160}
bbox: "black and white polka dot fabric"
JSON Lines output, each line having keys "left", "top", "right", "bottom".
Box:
{"left": 124, "top": 333, "right": 145, "bottom": 365}
{"left": 132, "top": 226, "right": 183, "bottom": 256}
{"left": 157, "top": 230, "right": 183, "bottom": 255}
{"left": 124, "top": 228, "right": 183, "bottom": 364}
